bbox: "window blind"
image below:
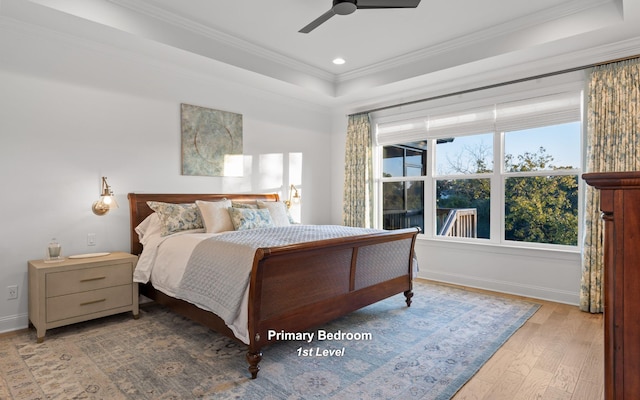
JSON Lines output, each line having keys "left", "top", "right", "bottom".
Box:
{"left": 376, "top": 118, "right": 427, "bottom": 146}
{"left": 376, "top": 91, "right": 581, "bottom": 145}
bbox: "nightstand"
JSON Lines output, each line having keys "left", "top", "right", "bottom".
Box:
{"left": 28, "top": 251, "right": 139, "bottom": 342}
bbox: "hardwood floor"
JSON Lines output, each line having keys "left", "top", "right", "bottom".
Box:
{"left": 448, "top": 284, "right": 604, "bottom": 400}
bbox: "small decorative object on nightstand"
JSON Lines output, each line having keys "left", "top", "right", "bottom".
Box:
{"left": 28, "top": 251, "right": 139, "bottom": 343}
{"left": 45, "top": 238, "right": 63, "bottom": 262}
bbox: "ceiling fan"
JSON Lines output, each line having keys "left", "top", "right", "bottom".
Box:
{"left": 299, "top": 0, "right": 422, "bottom": 34}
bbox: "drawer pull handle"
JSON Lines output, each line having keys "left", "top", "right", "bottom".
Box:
{"left": 80, "top": 298, "right": 106, "bottom": 306}
{"left": 80, "top": 276, "right": 106, "bottom": 282}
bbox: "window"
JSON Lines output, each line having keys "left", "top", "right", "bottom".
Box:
{"left": 375, "top": 90, "right": 582, "bottom": 248}
{"left": 435, "top": 133, "right": 493, "bottom": 239}
{"left": 503, "top": 122, "right": 580, "bottom": 245}
{"left": 382, "top": 145, "right": 426, "bottom": 231}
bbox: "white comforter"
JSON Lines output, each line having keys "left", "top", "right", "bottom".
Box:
{"left": 134, "top": 230, "right": 253, "bottom": 344}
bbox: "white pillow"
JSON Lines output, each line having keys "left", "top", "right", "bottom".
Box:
{"left": 135, "top": 213, "right": 162, "bottom": 245}
{"left": 196, "top": 199, "right": 234, "bottom": 233}
{"left": 257, "top": 201, "right": 291, "bottom": 226}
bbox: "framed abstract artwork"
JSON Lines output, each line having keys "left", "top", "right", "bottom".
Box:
{"left": 181, "top": 103, "right": 243, "bottom": 176}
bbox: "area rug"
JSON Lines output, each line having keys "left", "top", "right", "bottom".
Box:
{"left": 0, "top": 281, "right": 539, "bottom": 400}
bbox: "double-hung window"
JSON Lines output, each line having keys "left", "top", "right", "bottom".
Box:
{"left": 375, "top": 90, "right": 582, "bottom": 248}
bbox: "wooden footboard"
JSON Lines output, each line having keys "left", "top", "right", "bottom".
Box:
{"left": 128, "top": 193, "right": 419, "bottom": 379}
{"left": 245, "top": 228, "right": 418, "bottom": 378}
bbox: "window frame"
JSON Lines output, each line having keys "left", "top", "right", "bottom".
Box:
{"left": 373, "top": 84, "right": 584, "bottom": 251}
{"left": 499, "top": 125, "right": 582, "bottom": 248}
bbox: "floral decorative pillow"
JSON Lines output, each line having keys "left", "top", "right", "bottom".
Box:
{"left": 231, "top": 201, "right": 258, "bottom": 209}
{"left": 228, "top": 207, "right": 274, "bottom": 230}
{"left": 147, "top": 201, "right": 204, "bottom": 236}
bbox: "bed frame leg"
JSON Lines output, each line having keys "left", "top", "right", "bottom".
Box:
{"left": 404, "top": 290, "right": 413, "bottom": 307}
{"left": 246, "top": 350, "right": 262, "bottom": 379}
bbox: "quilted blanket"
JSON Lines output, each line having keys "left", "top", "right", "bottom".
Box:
{"left": 175, "top": 225, "right": 380, "bottom": 325}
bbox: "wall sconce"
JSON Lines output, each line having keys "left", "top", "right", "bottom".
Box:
{"left": 284, "top": 184, "right": 301, "bottom": 209}
{"left": 92, "top": 177, "right": 119, "bottom": 216}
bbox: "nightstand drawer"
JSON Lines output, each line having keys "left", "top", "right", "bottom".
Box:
{"left": 46, "top": 262, "right": 132, "bottom": 297}
{"left": 46, "top": 284, "right": 133, "bottom": 323}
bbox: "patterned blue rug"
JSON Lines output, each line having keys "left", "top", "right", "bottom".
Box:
{"left": 0, "top": 281, "right": 539, "bottom": 399}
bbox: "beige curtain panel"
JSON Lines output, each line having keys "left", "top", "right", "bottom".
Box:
{"left": 581, "top": 58, "right": 640, "bottom": 313}
{"left": 343, "top": 113, "right": 373, "bottom": 228}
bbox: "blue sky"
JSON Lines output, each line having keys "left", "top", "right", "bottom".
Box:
{"left": 503, "top": 122, "right": 581, "bottom": 169}
{"left": 435, "top": 121, "right": 581, "bottom": 175}
{"left": 383, "top": 121, "right": 581, "bottom": 176}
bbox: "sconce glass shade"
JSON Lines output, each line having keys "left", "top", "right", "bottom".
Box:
{"left": 285, "top": 184, "right": 301, "bottom": 208}
{"left": 92, "top": 177, "right": 118, "bottom": 216}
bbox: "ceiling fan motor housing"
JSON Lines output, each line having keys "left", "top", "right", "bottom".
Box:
{"left": 333, "top": 0, "right": 357, "bottom": 15}
{"left": 300, "top": 0, "right": 420, "bottom": 33}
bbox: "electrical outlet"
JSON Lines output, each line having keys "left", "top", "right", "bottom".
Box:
{"left": 87, "top": 233, "right": 96, "bottom": 246}
{"left": 7, "top": 285, "right": 18, "bottom": 300}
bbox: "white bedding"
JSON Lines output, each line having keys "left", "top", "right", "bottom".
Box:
{"left": 134, "top": 220, "right": 413, "bottom": 347}
{"left": 134, "top": 230, "right": 252, "bottom": 344}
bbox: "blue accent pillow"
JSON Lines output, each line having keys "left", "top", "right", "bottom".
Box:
{"left": 147, "top": 201, "right": 204, "bottom": 236}
{"left": 228, "top": 207, "right": 274, "bottom": 230}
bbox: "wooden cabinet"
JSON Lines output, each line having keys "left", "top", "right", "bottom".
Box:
{"left": 583, "top": 171, "right": 640, "bottom": 400}
{"left": 28, "top": 252, "right": 139, "bottom": 342}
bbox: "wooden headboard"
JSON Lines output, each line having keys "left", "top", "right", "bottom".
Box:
{"left": 127, "top": 193, "right": 280, "bottom": 255}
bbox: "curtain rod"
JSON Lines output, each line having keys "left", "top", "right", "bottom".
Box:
{"left": 350, "top": 54, "right": 640, "bottom": 117}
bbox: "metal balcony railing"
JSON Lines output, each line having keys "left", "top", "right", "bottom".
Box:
{"left": 383, "top": 209, "right": 424, "bottom": 231}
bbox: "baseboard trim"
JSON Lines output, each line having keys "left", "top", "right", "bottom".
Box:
{"left": 419, "top": 270, "right": 579, "bottom": 305}
{"left": 0, "top": 312, "right": 29, "bottom": 335}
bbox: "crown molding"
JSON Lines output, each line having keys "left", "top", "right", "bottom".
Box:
{"left": 5, "top": 0, "right": 632, "bottom": 104}
{"left": 107, "top": 0, "right": 617, "bottom": 88}
{"left": 108, "top": 0, "right": 336, "bottom": 83}
{"left": 532, "top": 36, "right": 640, "bottom": 72}
{"left": 0, "top": 14, "right": 337, "bottom": 110}
{"left": 336, "top": 0, "right": 619, "bottom": 83}
{"left": 340, "top": 34, "right": 640, "bottom": 116}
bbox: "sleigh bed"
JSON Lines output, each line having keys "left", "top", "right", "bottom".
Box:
{"left": 128, "top": 192, "right": 419, "bottom": 379}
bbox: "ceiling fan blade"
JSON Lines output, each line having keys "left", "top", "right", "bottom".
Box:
{"left": 356, "top": 0, "right": 421, "bottom": 9}
{"left": 299, "top": 9, "right": 336, "bottom": 33}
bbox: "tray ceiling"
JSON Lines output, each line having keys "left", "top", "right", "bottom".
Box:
{"left": 4, "top": 0, "right": 640, "bottom": 105}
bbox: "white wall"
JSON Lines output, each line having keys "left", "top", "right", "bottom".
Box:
{"left": 0, "top": 22, "right": 333, "bottom": 333}
{"left": 414, "top": 240, "right": 581, "bottom": 304}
